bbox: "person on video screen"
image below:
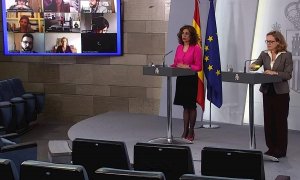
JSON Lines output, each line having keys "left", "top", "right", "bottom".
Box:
{"left": 20, "top": 33, "right": 36, "bottom": 53}
{"left": 69, "top": 17, "right": 73, "bottom": 31}
{"left": 92, "top": 16, "right": 109, "bottom": 33}
{"left": 9, "top": 0, "right": 33, "bottom": 11}
{"left": 74, "top": 22, "right": 79, "bottom": 28}
{"left": 44, "top": 0, "right": 70, "bottom": 12}
{"left": 89, "top": 0, "right": 108, "bottom": 13}
{"left": 15, "top": 15, "right": 34, "bottom": 33}
{"left": 56, "top": 37, "right": 72, "bottom": 53}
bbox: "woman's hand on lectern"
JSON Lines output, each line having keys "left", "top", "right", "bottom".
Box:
{"left": 177, "top": 63, "right": 190, "bottom": 69}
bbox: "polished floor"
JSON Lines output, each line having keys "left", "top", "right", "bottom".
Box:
{"left": 22, "top": 111, "right": 300, "bottom": 179}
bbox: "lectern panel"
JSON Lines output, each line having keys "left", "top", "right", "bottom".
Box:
{"left": 222, "top": 72, "right": 281, "bottom": 84}
{"left": 143, "top": 66, "right": 196, "bottom": 77}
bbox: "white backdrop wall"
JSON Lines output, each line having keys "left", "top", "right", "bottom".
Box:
{"left": 159, "top": 0, "right": 211, "bottom": 120}
{"left": 245, "top": 0, "right": 300, "bottom": 130}
{"left": 160, "top": 0, "right": 258, "bottom": 125}
{"left": 211, "top": 0, "right": 258, "bottom": 124}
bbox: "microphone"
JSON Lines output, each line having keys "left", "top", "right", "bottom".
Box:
{"left": 162, "top": 50, "right": 173, "bottom": 67}
{"left": 244, "top": 59, "right": 257, "bottom": 73}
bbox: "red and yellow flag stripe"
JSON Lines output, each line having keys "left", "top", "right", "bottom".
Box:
{"left": 193, "top": 0, "right": 205, "bottom": 111}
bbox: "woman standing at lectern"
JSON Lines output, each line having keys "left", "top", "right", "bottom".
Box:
{"left": 250, "top": 31, "right": 293, "bottom": 158}
{"left": 171, "top": 25, "right": 202, "bottom": 141}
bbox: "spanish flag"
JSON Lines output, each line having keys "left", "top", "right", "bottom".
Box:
{"left": 192, "top": 0, "right": 205, "bottom": 111}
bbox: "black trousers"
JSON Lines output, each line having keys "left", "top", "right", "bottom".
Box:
{"left": 263, "top": 92, "right": 290, "bottom": 156}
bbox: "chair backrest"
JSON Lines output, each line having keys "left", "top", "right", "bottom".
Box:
{"left": 0, "top": 158, "right": 19, "bottom": 180}
{"left": 180, "top": 174, "right": 252, "bottom": 180}
{"left": 0, "top": 89, "right": 4, "bottom": 101}
{"left": 201, "top": 147, "right": 265, "bottom": 180}
{"left": 6, "top": 78, "right": 26, "bottom": 97}
{"left": 20, "top": 160, "right": 89, "bottom": 180}
{"left": 72, "top": 138, "right": 131, "bottom": 179}
{"left": 0, "top": 142, "right": 37, "bottom": 172}
{"left": 0, "top": 102, "right": 14, "bottom": 133}
{"left": 95, "top": 167, "right": 166, "bottom": 180}
{"left": 0, "top": 80, "right": 15, "bottom": 100}
{"left": 134, "top": 142, "right": 194, "bottom": 180}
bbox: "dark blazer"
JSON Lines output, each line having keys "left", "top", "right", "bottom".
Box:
{"left": 252, "top": 51, "right": 293, "bottom": 94}
{"left": 56, "top": 45, "right": 72, "bottom": 53}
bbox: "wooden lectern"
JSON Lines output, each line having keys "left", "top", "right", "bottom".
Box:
{"left": 222, "top": 72, "right": 282, "bottom": 150}
{"left": 143, "top": 65, "right": 196, "bottom": 144}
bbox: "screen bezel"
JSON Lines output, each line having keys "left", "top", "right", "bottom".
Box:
{"left": 1, "top": 0, "right": 122, "bottom": 56}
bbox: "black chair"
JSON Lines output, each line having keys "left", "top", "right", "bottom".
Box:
{"left": 0, "top": 126, "right": 6, "bottom": 135}
{"left": 20, "top": 160, "right": 89, "bottom": 180}
{"left": 180, "top": 174, "right": 251, "bottom": 180}
{"left": 7, "top": 78, "right": 45, "bottom": 114}
{"left": 7, "top": 78, "right": 38, "bottom": 124}
{"left": 0, "top": 158, "right": 19, "bottom": 180}
{"left": 95, "top": 167, "right": 166, "bottom": 180}
{"left": 201, "top": 147, "right": 265, "bottom": 180}
{"left": 1, "top": 133, "right": 20, "bottom": 143}
{"left": 0, "top": 134, "right": 37, "bottom": 173}
{"left": 0, "top": 97, "right": 14, "bottom": 133}
{"left": 0, "top": 80, "right": 26, "bottom": 133}
{"left": 72, "top": 138, "right": 131, "bottom": 180}
{"left": 134, "top": 142, "right": 195, "bottom": 180}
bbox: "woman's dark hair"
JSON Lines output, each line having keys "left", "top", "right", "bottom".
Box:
{"left": 92, "top": 16, "right": 109, "bottom": 31}
{"left": 177, "top": 25, "right": 199, "bottom": 45}
{"left": 267, "top": 31, "right": 287, "bottom": 53}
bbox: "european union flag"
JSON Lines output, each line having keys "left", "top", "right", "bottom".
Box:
{"left": 203, "top": 0, "right": 222, "bottom": 108}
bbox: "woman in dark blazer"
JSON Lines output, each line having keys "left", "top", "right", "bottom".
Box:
{"left": 250, "top": 31, "right": 293, "bottom": 158}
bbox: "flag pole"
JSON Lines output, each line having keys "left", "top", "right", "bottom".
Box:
{"left": 193, "top": 0, "right": 206, "bottom": 129}
{"left": 202, "top": 88, "right": 219, "bottom": 128}
{"left": 194, "top": 107, "right": 204, "bottom": 129}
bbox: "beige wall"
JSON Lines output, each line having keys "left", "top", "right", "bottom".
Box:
{"left": 0, "top": 0, "right": 170, "bottom": 122}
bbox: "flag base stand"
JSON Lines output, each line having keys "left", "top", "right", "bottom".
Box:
{"left": 196, "top": 97, "right": 220, "bottom": 129}
{"left": 194, "top": 124, "right": 204, "bottom": 129}
{"left": 202, "top": 124, "right": 219, "bottom": 129}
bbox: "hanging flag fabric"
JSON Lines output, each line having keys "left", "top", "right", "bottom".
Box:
{"left": 203, "top": 0, "right": 223, "bottom": 108}
{"left": 192, "top": 0, "right": 205, "bottom": 111}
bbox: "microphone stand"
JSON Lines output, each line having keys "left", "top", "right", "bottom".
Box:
{"left": 244, "top": 59, "right": 256, "bottom": 73}
{"left": 162, "top": 50, "right": 173, "bottom": 67}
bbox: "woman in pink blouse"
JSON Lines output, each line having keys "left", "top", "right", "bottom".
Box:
{"left": 171, "top": 25, "right": 202, "bottom": 141}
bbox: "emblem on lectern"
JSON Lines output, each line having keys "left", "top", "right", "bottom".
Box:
{"left": 155, "top": 67, "right": 160, "bottom": 74}
{"left": 235, "top": 74, "right": 240, "bottom": 81}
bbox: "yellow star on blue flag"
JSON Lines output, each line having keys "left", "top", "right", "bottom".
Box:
{"left": 203, "top": 0, "right": 223, "bottom": 108}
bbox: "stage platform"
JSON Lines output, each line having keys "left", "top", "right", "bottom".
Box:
{"left": 67, "top": 111, "right": 300, "bottom": 179}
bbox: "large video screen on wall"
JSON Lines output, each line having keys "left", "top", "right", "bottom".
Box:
{"left": 2, "top": 0, "right": 122, "bottom": 56}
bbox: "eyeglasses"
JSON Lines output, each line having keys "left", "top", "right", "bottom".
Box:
{"left": 265, "top": 40, "right": 276, "bottom": 44}
{"left": 22, "top": 41, "right": 33, "bottom": 45}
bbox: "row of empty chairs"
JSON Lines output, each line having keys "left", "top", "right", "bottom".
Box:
{"left": 0, "top": 159, "right": 252, "bottom": 180}
{"left": 1, "top": 136, "right": 291, "bottom": 179}
{"left": 1, "top": 159, "right": 290, "bottom": 180}
{"left": 71, "top": 138, "right": 194, "bottom": 180}
{"left": 0, "top": 78, "right": 45, "bottom": 134}
{"left": 1, "top": 159, "right": 165, "bottom": 180}
{"left": 70, "top": 138, "right": 288, "bottom": 180}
